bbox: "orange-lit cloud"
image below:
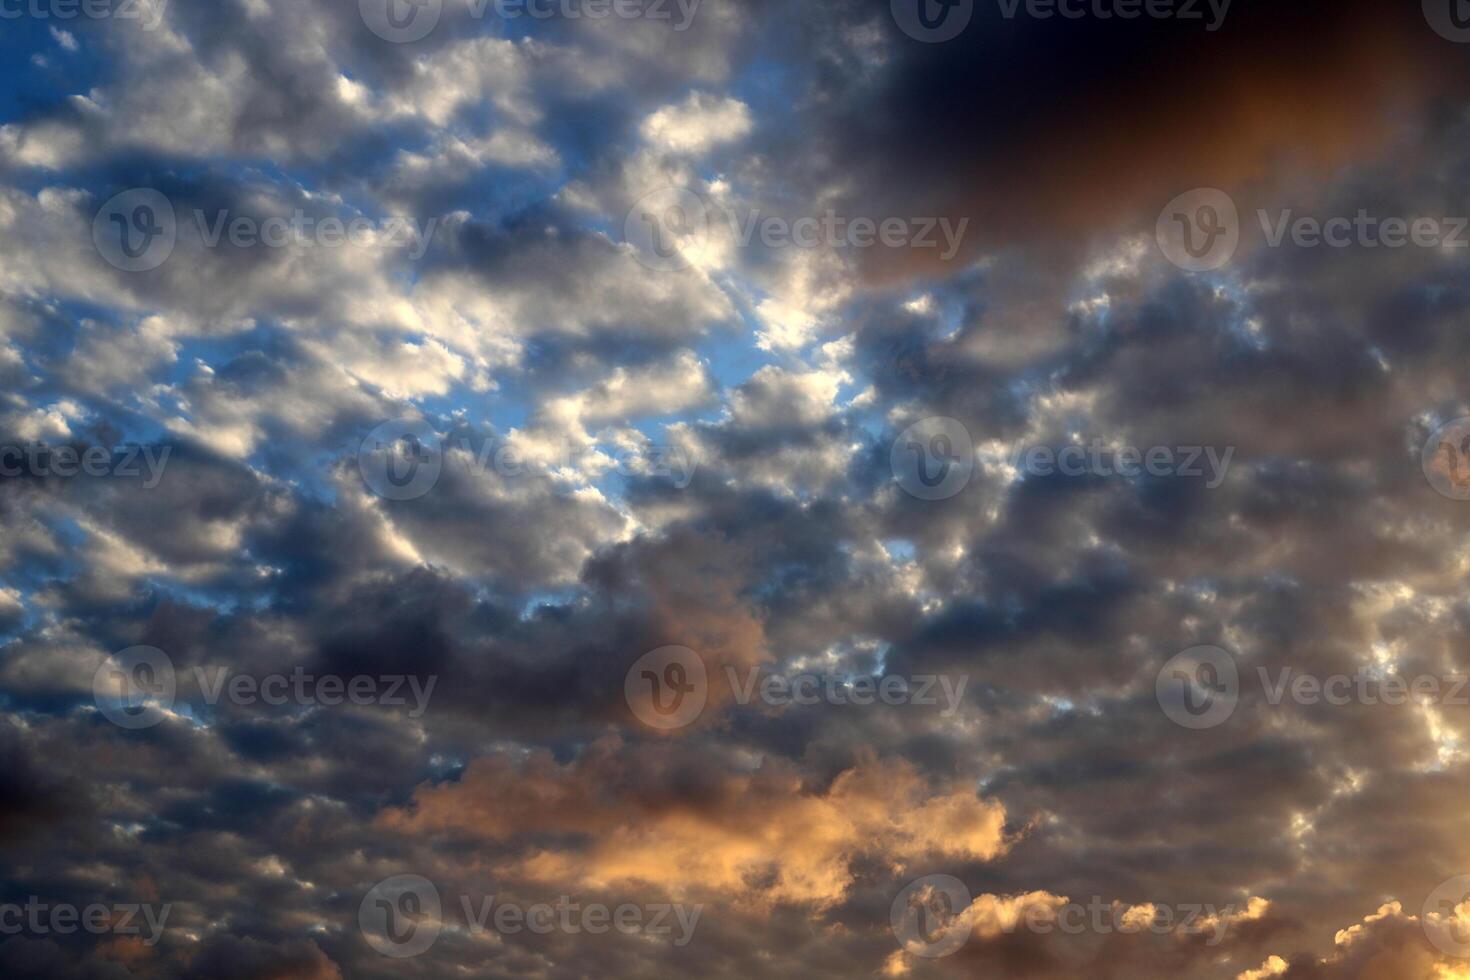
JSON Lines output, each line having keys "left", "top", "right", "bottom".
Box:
{"left": 381, "top": 739, "right": 1009, "bottom": 907}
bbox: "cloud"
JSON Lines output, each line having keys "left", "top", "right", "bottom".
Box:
{"left": 640, "top": 92, "right": 754, "bottom": 156}
{"left": 5, "top": 2, "right": 1470, "bottom": 978}
{"left": 382, "top": 740, "right": 1009, "bottom": 906}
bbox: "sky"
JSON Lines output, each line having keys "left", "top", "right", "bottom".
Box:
{"left": 3, "top": 0, "right": 1470, "bottom": 977}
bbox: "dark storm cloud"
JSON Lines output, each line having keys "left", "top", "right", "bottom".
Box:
{"left": 758, "top": 0, "right": 1470, "bottom": 276}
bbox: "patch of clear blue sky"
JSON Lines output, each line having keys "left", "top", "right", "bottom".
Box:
{"left": 0, "top": 16, "right": 108, "bottom": 123}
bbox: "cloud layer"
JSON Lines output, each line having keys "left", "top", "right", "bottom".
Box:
{"left": 2, "top": 1, "right": 1470, "bottom": 977}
